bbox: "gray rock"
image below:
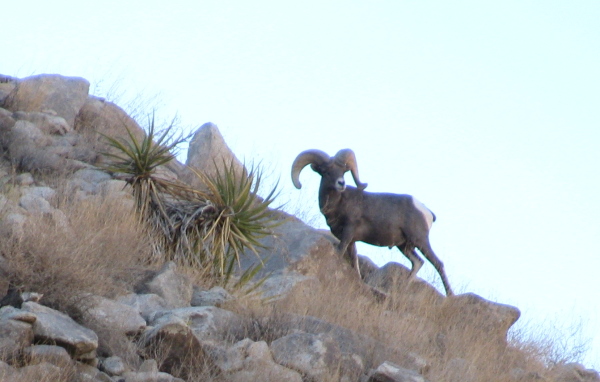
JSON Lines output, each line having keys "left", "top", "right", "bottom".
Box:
{"left": 79, "top": 295, "right": 147, "bottom": 335}
{"left": 117, "top": 293, "right": 168, "bottom": 322}
{"left": 191, "top": 286, "right": 232, "bottom": 307}
{"left": 143, "top": 262, "right": 193, "bottom": 309}
{"left": 15, "top": 172, "right": 34, "bottom": 186}
{"left": 19, "top": 192, "right": 53, "bottom": 214}
{"left": 138, "top": 319, "right": 203, "bottom": 379}
{"left": 72, "top": 168, "right": 112, "bottom": 184}
{"left": 9, "top": 361, "right": 64, "bottom": 381}
{"left": 21, "top": 301, "right": 98, "bottom": 358}
{"left": 0, "top": 316, "right": 34, "bottom": 360}
{"left": 4, "top": 74, "right": 90, "bottom": 128}
{"left": 100, "top": 355, "right": 128, "bottom": 376}
{"left": 365, "top": 262, "right": 445, "bottom": 309}
{"left": 75, "top": 95, "right": 146, "bottom": 144}
{"left": 440, "top": 292, "right": 521, "bottom": 347}
{"left": 13, "top": 110, "right": 71, "bottom": 135}
{"left": 148, "top": 306, "right": 244, "bottom": 342}
{"left": 270, "top": 332, "right": 342, "bottom": 382}
{"left": 8, "top": 120, "right": 65, "bottom": 171}
{"left": 22, "top": 344, "right": 72, "bottom": 367}
{"left": 368, "top": 361, "right": 429, "bottom": 382}
{"left": 225, "top": 340, "right": 302, "bottom": 382}
{"left": 0, "top": 305, "right": 37, "bottom": 323}
{"left": 185, "top": 122, "right": 245, "bottom": 187}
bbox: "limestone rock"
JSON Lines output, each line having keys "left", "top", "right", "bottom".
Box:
{"left": 4, "top": 74, "right": 89, "bottom": 128}
{"left": 21, "top": 301, "right": 98, "bottom": 358}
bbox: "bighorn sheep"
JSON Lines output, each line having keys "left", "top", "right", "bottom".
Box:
{"left": 291, "top": 149, "right": 453, "bottom": 296}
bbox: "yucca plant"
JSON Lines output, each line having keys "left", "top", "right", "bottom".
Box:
{"left": 101, "top": 115, "right": 282, "bottom": 290}
{"left": 192, "top": 161, "right": 282, "bottom": 279}
{"left": 100, "top": 114, "right": 187, "bottom": 220}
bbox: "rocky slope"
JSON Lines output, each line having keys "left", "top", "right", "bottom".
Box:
{"left": 0, "top": 74, "right": 597, "bottom": 382}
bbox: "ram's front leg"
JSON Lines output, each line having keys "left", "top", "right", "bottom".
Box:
{"left": 336, "top": 228, "right": 361, "bottom": 279}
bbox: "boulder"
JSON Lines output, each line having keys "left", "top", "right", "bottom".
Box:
{"left": 99, "top": 355, "right": 128, "bottom": 376}
{"left": 138, "top": 319, "right": 203, "bottom": 379}
{"left": 0, "top": 313, "right": 34, "bottom": 360}
{"left": 184, "top": 122, "right": 245, "bottom": 187}
{"left": 8, "top": 120, "right": 66, "bottom": 172}
{"left": 13, "top": 111, "right": 71, "bottom": 135}
{"left": 117, "top": 293, "right": 168, "bottom": 322}
{"left": 270, "top": 332, "right": 342, "bottom": 382}
{"left": 147, "top": 306, "right": 244, "bottom": 342}
{"left": 440, "top": 293, "right": 521, "bottom": 347}
{"left": 21, "top": 301, "right": 98, "bottom": 358}
{"left": 78, "top": 295, "right": 146, "bottom": 335}
{"left": 191, "top": 286, "right": 232, "bottom": 307}
{"left": 237, "top": 213, "right": 362, "bottom": 300}
{"left": 365, "top": 262, "right": 445, "bottom": 309}
{"left": 141, "top": 262, "right": 193, "bottom": 309}
{"left": 225, "top": 340, "right": 302, "bottom": 382}
{"left": 22, "top": 344, "right": 72, "bottom": 367}
{"left": 4, "top": 74, "right": 89, "bottom": 128}
{"left": 6, "top": 361, "right": 65, "bottom": 381}
{"left": 74, "top": 95, "right": 146, "bottom": 144}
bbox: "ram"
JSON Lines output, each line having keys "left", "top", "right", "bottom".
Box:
{"left": 291, "top": 148, "right": 453, "bottom": 296}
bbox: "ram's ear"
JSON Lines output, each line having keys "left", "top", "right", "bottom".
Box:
{"left": 310, "top": 163, "right": 321, "bottom": 173}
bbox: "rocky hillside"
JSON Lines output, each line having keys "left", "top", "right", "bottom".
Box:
{"left": 0, "top": 74, "right": 597, "bottom": 382}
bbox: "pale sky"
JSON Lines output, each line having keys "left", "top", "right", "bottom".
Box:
{"left": 4, "top": 1, "right": 599, "bottom": 367}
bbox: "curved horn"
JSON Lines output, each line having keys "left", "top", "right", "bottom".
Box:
{"left": 333, "top": 149, "right": 368, "bottom": 190}
{"left": 291, "top": 149, "right": 331, "bottom": 189}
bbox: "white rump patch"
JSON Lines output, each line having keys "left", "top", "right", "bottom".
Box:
{"left": 412, "top": 197, "right": 434, "bottom": 229}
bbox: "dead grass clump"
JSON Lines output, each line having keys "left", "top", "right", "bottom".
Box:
{"left": 0, "top": 195, "right": 153, "bottom": 313}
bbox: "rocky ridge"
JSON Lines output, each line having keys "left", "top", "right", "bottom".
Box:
{"left": 0, "top": 74, "right": 597, "bottom": 382}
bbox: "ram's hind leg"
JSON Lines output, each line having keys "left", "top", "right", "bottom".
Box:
{"left": 418, "top": 241, "right": 454, "bottom": 296}
{"left": 398, "top": 245, "right": 424, "bottom": 281}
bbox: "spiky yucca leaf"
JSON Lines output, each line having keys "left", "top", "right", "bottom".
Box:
{"left": 189, "top": 161, "right": 282, "bottom": 277}
{"left": 101, "top": 114, "right": 187, "bottom": 219}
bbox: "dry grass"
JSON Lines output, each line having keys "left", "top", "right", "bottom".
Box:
{"left": 226, "top": 274, "right": 583, "bottom": 382}
{"left": 0, "top": 193, "right": 154, "bottom": 313}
